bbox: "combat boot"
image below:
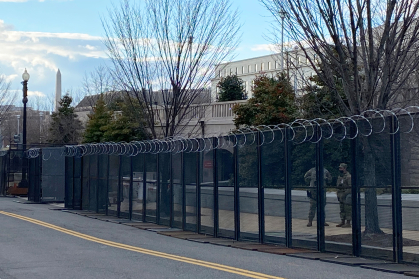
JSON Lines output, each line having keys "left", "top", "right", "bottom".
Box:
{"left": 341, "top": 220, "right": 351, "bottom": 228}
{"left": 336, "top": 219, "right": 345, "bottom": 227}
{"left": 307, "top": 220, "right": 313, "bottom": 227}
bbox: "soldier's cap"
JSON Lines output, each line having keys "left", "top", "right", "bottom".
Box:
{"left": 339, "top": 163, "right": 347, "bottom": 169}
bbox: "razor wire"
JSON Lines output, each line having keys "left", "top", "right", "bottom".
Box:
{"left": 25, "top": 107, "right": 419, "bottom": 160}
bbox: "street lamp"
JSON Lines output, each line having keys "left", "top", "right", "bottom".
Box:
{"left": 39, "top": 112, "right": 43, "bottom": 143}
{"left": 279, "top": 10, "right": 287, "bottom": 72}
{"left": 16, "top": 115, "right": 20, "bottom": 135}
{"left": 19, "top": 68, "right": 29, "bottom": 188}
{"left": 22, "top": 68, "right": 30, "bottom": 146}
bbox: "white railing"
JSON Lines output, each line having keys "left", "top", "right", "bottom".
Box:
{"left": 153, "top": 100, "right": 247, "bottom": 123}
{"left": 211, "top": 100, "right": 247, "bottom": 118}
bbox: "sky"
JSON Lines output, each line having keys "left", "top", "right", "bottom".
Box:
{"left": 0, "top": 0, "right": 277, "bottom": 110}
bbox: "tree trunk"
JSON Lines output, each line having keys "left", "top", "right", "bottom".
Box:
{"left": 362, "top": 137, "right": 384, "bottom": 234}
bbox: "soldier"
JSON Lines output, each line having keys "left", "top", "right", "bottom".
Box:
{"left": 336, "top": 163, "right": 352, "bottom": 228}
{"left": 304, "top": 166, "right": 332, "bottom": 227}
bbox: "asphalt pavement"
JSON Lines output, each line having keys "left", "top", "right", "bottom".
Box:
{"left": 0, "top": 197, "right": 406, "bottom": 279}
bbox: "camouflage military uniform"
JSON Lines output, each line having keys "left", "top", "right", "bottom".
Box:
{"left": 304, "top": 167, "right": 332, "bottom": 222}
{"left": 336, "top": 172, "right": 352, "bottom": 221}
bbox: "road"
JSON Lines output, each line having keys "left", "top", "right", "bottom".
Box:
{"left": 0, "top": 197, "right": 404, "bottom": 279}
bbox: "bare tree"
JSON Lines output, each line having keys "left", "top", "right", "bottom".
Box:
{"left": 262, "top": 0, "right": 419, "bottom": 113}
{"left": 0, "top": 74, "right": 17, "bottom": 148}
{"left": 261, "top": 0, "right": 419, "bottom": 234}
{"left": 0, "top": 75, "right": 16, "bottom": 121}
{"left": 79, "top": 65, "right": 117, "bottom": 107}
{"left": 103, "top": 0, "right": 240, "bottom": 139}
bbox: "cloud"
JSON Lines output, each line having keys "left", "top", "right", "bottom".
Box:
{"left": 0, "top": 0, "right": 73, "bottom": 2}
{"left": 28, "top": 90, "right": 46, "bottom": 97}
{"left": 0, "top": 19, "right": 107, "bottom": 81}
{"left": 0, "top": 74, "right": 18, "bottom": 82}
{"left": 250, "top": 44, "right": 278, "bottom": 52}
{"left": 8, "top": 89, "right": 46, "bottom": 97}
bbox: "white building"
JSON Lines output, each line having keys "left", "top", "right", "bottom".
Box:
{"left": 211, "top": 49, "right": 318, "bottom": 99}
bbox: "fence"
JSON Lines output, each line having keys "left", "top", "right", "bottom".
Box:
{"left": 4, "top": 110, "right": 419, "bottom": 264}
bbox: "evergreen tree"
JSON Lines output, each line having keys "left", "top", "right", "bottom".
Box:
{"left": 233, "top": 73, "right": 297, "bottom": 127}
{"left": 102, "top": 98, "right": 150, "bottom": 142}
{"left": 299, "top": 74, "right": 349, "bottom": 120}
{"left": 83, "top": 95, "right": 112, "bottom": 143}
{"left": 48, "top": 94, "right": 82, "bottom": 144}
{"left": 217, "top": 74, "right": 247, "bottom": 102}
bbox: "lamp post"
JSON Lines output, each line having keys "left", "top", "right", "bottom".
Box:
{"left": 39, "top": 112, "right": 43, "bottom": 143}
{"left": 19, "top": 69, "right": 29, "bottom": 188}
{"left": 279, "top": 10, "right": 286, "bottom": 72}
{"left": 293, "top": 46, "right": 298, "bottom": 95}
{"left": 22, "top": 69, "right": 30, "bottom": 146}
{"left": 17, "top": 115, "right": 20, "bottom": 135}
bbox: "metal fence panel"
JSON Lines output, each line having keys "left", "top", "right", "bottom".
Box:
{"left": 200, "top": 147, "right": 214, "bottom": 235}
{"left": 98, "top": 154, "right": 108, "bottom": 214}
{"left": 64, "top": 156, "right": 74, "bottom": 208}
{"left": 238, "top": 133, "right": 259, "bottom": 241}
{"left": 145, "top": 153, "right": 157, "bottom": 223}
{"left": 132, "top": 154, "right": 144, "bottom": 221}
{"left": 262, "top": 130, "right": 286, "bottom": 245}
{"left": 172, "top": 152, "right": 183, "bottom": 228}
{"left": 184, "top": 152, "right": 197, "bottom": 232}
{"left": 73, "top": 157, "right": 82, "bottom": 209}
{"left": 322, "top": 135, "right": 353, "bottom": 254}
{"left": 290, "top": 132, "right": 317, "bottom": 250}
{"left": 120, "top": 155, "right": 131, "bottom": 219}
{"left": 400, "top": 114, "right": 419, "bottom": 264}
{"left": 359, "top": 118, "right": 393, "bottom": 261}
{"left": 108, "top": 155, "right": 120, "bottom": 216}
{"left": 217, "top": 136, "right": 235, "bottom": 239}
{"left": 28, "top": 156, "right": 41, "bottom": 202}
{"left": 41, "top": 148, "right": 65, "bottom": 202}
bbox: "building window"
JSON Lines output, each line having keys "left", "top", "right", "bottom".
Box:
{"left": 242, "top": 66, "right": 245, "bottom": 74}
{"left": 248, "top": 65, "right": 251, "bottom": 73}
{"left": 219, "top": 70, "right": 222, "bottom": 78}
{"left": 268, "top": 62, "right": 271, "bottom": 70}
{"left": 230, "top": 68, "right": 232, "bottom": 75}
{"left": 235, "top": 67, "right": 238, "bottom": 74}
{"left": 255, "top": 64, "right": 258, "bottom": 72}
{"left": 261, "top": 63, "right": 264, "bottom": 71}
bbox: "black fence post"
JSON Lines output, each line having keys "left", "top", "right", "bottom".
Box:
{"left": 169, "top": 152, "right": 174, "bottom": 227}
{"left": 96, "top": 156, "right": 100, "bottom": 213}
{"left": 181, "top": 151, "right": 186, "bottom": 230}
{"left": 196, "top": 149, "right": 201, "bottom": 233}
{"left": 106, "top": 155, "right": 110, "bottom": 216}
{"left": 79, "top": 156, "right": 84, "bottom": 210}
{"left": 129, "top": 156, "right": 133, "bottom": 220}
{"left": 117, "top": 155, "right": 122, "bottom": 217}
{"left": 142, "top": 154, "right": 147, "bottom": 223}
{"left": 213, "top": 137, "right": 219, "bottom": 237}
{"left": 351, "top": 122, "right": 361, "bottom": 257}
{"left": 285, "top": 127, "right": 292, "bottom": 247}
{"left": 391, "top": 115, "right": 403, "bottom": 263}
{"left": 316, "top": 125, "right": 325, "bottom": 252}
{"left": 234, "top": 141, "right": 240, "bottom": 241}
{"left": 156, "top": 153, "right": 161, "bottom": 224}
{"left": 257, "top": 131, "right": 265, "bottom": 243}
{"left": 72, "top": 156, "right": 76, "bottom": 210}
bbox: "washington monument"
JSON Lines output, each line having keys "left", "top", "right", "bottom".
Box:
{"left": 54, "top": 69, "right": 61, "bottom": 112}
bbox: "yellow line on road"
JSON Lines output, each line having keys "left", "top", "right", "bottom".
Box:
{"left": 0, "top": 211, "right": 285, "bottom": 279}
